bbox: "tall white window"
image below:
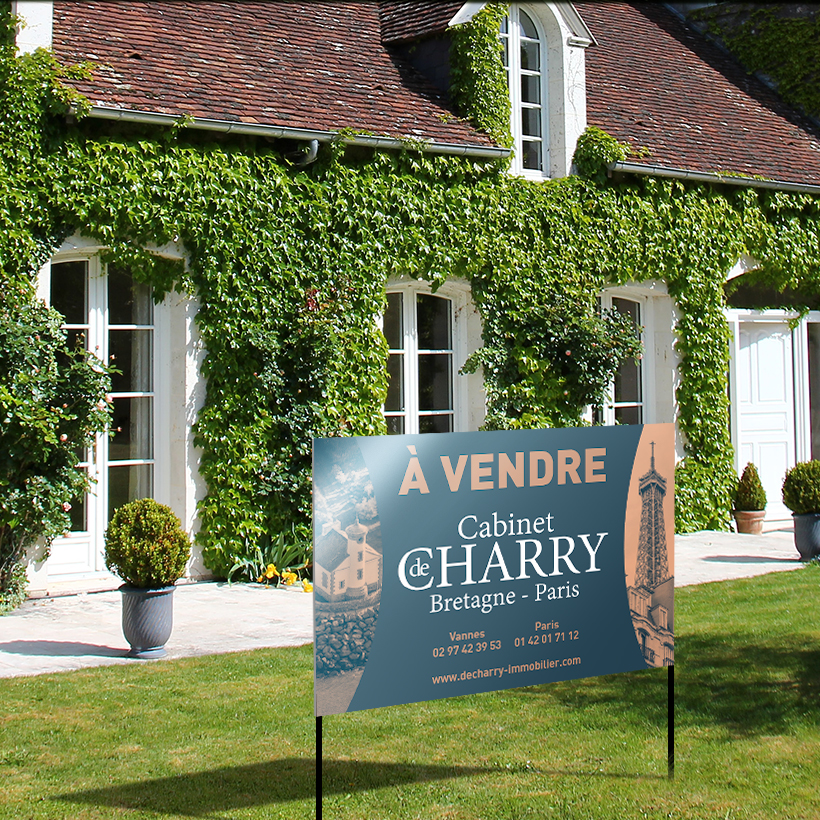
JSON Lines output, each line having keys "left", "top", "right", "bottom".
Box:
{"left": 500, "top": 5, "right": 547, "bottom": 176}
{"left": 595, "top": 295, "right": 644, "bottom": 425}
{"left": 106, "top": 265, "right": 155, "bottom": 516}
{"left": 49, "top": 258, "right": 154, "bottom": 537}
{"left": 384, "top": 288, "right": 455, "bottom": 434}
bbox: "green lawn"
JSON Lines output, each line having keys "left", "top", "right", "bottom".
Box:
{"left": 1, "top": 565, "right": 818, "bottom": 819}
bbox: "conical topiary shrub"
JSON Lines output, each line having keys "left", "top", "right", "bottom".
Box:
{"left": 734, "top": 463, "right": 766, "bottom": 511}
{"left": 733, "top": 463, "right": 766, "bottom": 535}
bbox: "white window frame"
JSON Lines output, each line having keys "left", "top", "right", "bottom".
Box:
{"left": 596, "top": 289, "right": 655, "bottom": 426}
{"left": 382, "top": 279, "right": 473, "bottom": 434}
{"left": 36, "top": 247, "right": 169, "bottom": 578}
{"left": 496, "top": 2, "right": 594, "bottom": 179}
{"left": 501, "top": 4, "right": 549, "bottom": 179}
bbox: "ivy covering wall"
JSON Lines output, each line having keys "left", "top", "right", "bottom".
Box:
{"left": 3, "top": 7, "right": 820, "bottom": 579}
{"left": 693, "top": 4, "right": 820, "bottom": 119}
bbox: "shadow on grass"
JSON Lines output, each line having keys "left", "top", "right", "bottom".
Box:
{"left": 509, "top": 635, "right": 820, "bottom": 738}
{"left": 57, "top": 758, "right": 489, "bottom": 816}
{"left": 673, "top": 636, "right": 820, "bottom": 736}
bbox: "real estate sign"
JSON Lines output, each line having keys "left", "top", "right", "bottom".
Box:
{"left": 313, "top": 424, "right": 674, "bottom": 716}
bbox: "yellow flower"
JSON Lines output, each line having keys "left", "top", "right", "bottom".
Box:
{"left": 257, "top": 575, "right": 264, "bottom": 583}
{"left": 282, "top": 571, "right": 297, "bottom": 585}
{"left": 302, "top": 581, "right": 313, "bottom": 593}
{"left": 265, "top": 564, "right": 279, "bottom": 579}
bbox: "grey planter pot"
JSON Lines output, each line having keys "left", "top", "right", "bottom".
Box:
{"left": 792, "top": 513, "right": 820, "bottom": 562}
{"left": 120, "top": 584, "right": 176, "bottom": 658}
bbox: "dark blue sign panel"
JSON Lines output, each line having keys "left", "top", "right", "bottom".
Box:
{"left": 313, "top": 424, "right": 674, "bottom": 716}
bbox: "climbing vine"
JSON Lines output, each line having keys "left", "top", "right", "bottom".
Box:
{"left": 695, "top": 4, "right": 820, "bottom": 119}
{"left": 3, "top": 8, "right": 820, "bottom": 587}
{"left": 450, "top": 2, "right": 512, "bottom": 150}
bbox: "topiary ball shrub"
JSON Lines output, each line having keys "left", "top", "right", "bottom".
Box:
{"left": 105, "top": 498, "right": 190, "bottom": 588}
{"left": 782, "top": 460, "right": 820, "bottom": 515}
{"left": 734, "top": 462, "right": 766, "bottom": 511}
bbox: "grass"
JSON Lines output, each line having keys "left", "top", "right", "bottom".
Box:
{"left": 0, "top": 565, "right": 818, "bottom": 819}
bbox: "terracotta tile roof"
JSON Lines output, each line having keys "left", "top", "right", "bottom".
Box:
{"left": 52, "top": 0, "right": 495, "bottom": 149}
{"left": 379, "top": 1, "right": 463, "bottom": 43}
{"left": 578, "top": 2, "right": 820, "bottom": 186}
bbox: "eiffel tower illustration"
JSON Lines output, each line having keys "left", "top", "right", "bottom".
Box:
{"left": 628, "top": 442, "right": 674, "bottom": 667}
{"left": 634, "top": 442, "right": 670, "bottom": 588}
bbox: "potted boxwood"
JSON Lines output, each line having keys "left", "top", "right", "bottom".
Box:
{"left": 782, "top": 460, "right": 820, "bottom": 561}
{"left": 104, "top": 498, "right": 191, "bottom": 658}
{"left": 733, "top": 462, "right": 767, "bottom": 534}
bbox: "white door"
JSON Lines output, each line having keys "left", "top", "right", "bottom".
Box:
{"left": 44, "top": 257, "right": 156, "bottom": 584}
{"left": 732, "top": 318, "right": 796, "bottom": 524}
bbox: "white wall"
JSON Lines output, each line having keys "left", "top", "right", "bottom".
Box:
{"left": 12, "top": 1, "right": 53, "bottom": 53}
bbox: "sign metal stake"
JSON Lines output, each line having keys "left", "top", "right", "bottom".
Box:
{"left": 316, "top": 715, "right": 323, "bottom": 816}
{"left": 668, "top": 664, "right": 675, "bottom": 779}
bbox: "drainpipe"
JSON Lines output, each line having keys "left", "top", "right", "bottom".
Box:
{"left": 286, "top": 139, "right": 319, "bottom": 166}
{"left": 83, "top": 105, "right": 512, "bottom": 161}
{"left": 609, "top": 160, "right": 820, "bottom": 195}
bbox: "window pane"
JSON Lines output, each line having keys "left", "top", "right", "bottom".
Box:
{"left": 521, "top": 74, "right": 540, "bottom": 104}
{"left": 613, "top": 297, "right": 640, "bottom": 327}
{"left": 615, "top": 359, "right": 642, "bottom": 404}
{"left": 417, "top": 294, "right": 451, "bottom": 350}
{"left": 384, "top": 292, "right": 403, "bottom": 349}
{"left": 612, "top": 298, "right": 642, "bottom": 409}
{"left": 386, "top": 416, "right": 405, "bottom": 435}
{"left": 109, "top": 397, "right": 153, "bottom": 461}
{"left": 67, "top": 473, "right": 88, "bottom": 532}
{"left": 109, "top": 329, "right": 153, "bottom": 393}
{"left": 521, "top": 40, "right": 540, "bottom": 71}
{"left": 64, "top": 328, "right": 87, "bottom": 352}
{"left": 108, "top": 266, "right": 153, "bottom": 325}
{"left": 108, "top": 465, "right": 153, "bottom": 521}
{"left": 809, "top": 324, "right": 820, "bottom": 459}
{"left": 57, "top": 328, "right": 88, "bottom": 373}
{"left": 50, "top": 261, "right": 87, "bottom": 325}
{"left": 418, "top": 354, "right": 452, "bottom": 411}
{"left": 519, "top": 9, "right": 538, "bottom": 39}
{"left": 522, "top": 140, "right": 542, "bottom": 170}
{"left": 385, "top": 353, "right": 404, "bottom": 412}
{"left": 419, "top": 414, "right": 453, "bottom": 434}
{"left": 521, "top": 107, "right": 541, "bottom": 138}
{"left": 615, "top": 405, "right": 642, "bottom": 426}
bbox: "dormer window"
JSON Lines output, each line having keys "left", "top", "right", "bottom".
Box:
{"left": 500, "top": 6, "right": 547, "bottom": 176}
{"left": 495, "top": 2, "right": 595, "bottom": 179}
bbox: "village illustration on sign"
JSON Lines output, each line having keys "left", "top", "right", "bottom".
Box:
{"left": 313, "top": 439, "right": 383, "bottom": 710}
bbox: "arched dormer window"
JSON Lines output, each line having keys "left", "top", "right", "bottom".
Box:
{"left": 500, "top": 6, "right": 547, "bottom": 175}
{"left": 497, "top": 3, "right": 595, "bottom": 179}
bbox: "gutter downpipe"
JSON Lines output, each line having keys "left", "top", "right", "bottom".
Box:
{"left": 85, "top": 105, "right": 512, "bottom": 160}
{"left": 609, "top": 160, "right": 820, "bottom": 196}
